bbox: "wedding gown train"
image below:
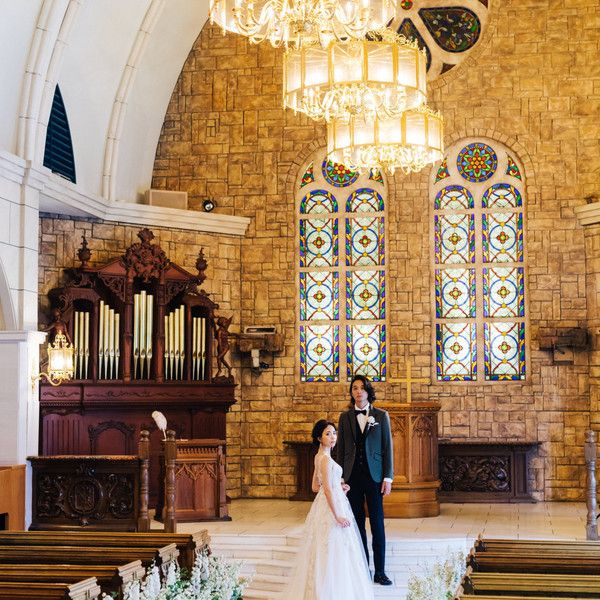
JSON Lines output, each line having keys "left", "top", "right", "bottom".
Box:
{"left": 282, "top": 454, "right": 375, "bottom": 600}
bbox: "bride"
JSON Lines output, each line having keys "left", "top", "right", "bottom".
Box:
{"left": 283, "top": 419, "right": 375, "bottom": 600}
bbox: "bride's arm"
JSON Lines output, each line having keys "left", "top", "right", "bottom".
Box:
{"left": 320, "top": 457, "right": 350, "bottom": 527}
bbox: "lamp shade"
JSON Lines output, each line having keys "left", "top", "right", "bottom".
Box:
{"left": 284, "top": 34, "right": 427, "bottom": 122}
{"left": 47, "top": 332, "right": 74, "bottom": 381}
{"left": 327, "top": 106, "right": 444, "bottom": 174}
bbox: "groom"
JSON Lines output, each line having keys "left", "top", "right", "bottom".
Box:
{"left": 336, "top": 374, "right": 393, "bottom": 586}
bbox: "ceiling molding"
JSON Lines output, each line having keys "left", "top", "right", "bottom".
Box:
{"left": 40, "top": 173, "right": 250, "bottom": 236}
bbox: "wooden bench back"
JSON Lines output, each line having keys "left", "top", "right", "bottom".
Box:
{"left": 0, "top": 530, "right": 206, "bottom": 570}
{"left": 0, "top": 578, "right": 101, "bottom": 599}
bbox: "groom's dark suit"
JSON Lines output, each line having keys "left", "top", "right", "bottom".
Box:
{"left": 336, "top": 405, "right": 393, "bottom": 577}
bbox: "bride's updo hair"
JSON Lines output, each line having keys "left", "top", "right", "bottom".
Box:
{"left": 311, "top": 419, "right": 336, "bottom": 447}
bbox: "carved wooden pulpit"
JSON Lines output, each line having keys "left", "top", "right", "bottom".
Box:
{"left": 381, "top": 361, "right": 441, "bottom": 518}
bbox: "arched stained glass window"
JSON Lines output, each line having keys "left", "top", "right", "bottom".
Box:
{"left": 299, "top": 154, "right": 387, "bottom": 382}
{"left": 433, "top": 140, "right": 527, "bottom": 381}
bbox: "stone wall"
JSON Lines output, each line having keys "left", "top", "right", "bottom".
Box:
{"left": 146, "top": 1, "right": 599, "bottom": 500}
{"left": 38, "top": 215, "right": 244, "bottom": 494}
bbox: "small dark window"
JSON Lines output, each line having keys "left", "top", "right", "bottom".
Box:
{"left": 43, "top": 85, "right": 76, "bottom": 183}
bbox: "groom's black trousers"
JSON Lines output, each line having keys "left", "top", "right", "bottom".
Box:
{"left": 347, "top": 466, "right": 386, "bottom": 575}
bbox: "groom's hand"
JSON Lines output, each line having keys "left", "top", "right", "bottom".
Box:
{"left": 380, "top": 480, "right": 392, "bottom": 496}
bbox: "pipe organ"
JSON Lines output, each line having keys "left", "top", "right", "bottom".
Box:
{"left": 40, "top": 229, "right": 236, "bottom": 508}
{"left": 73, "top": 310, "right": 90, "bottom": 379}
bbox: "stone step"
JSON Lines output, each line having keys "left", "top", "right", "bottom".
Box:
{"left": 248, "top": 572, "right": 289, "bottom": 592}
{"left": 210, "top": 534, "right": 471, "bottom": 600}
{"left": 210, "top": 533, "right": 302, "bottom": 547}
{"left": 212, "top": 543, "right": 298, "bottom": 561}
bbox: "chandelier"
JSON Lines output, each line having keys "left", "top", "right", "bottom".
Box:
{"left": 327, "top": 106, "right": 444, "bottom": 174}
{"left": 283, "top": 32, "right": 427, "bottom": 122}
{"left": 209, "top": 0, "right": 397, "bottom": 47}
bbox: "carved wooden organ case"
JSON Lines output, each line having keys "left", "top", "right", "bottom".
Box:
{"left": 40, "top": 228, "right": 236, "bottom": 505}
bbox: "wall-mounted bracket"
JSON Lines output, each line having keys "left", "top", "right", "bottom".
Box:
{"left": 235, "top": 326, "right": 285, "bottom": 374}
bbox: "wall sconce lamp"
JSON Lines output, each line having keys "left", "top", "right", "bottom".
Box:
{"left": 202, "top": 198, "right": 216, "bottom": 212}
{"left": 32, "top": 332, "right": 75, "bottom": 387}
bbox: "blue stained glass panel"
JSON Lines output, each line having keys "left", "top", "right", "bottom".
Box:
{"left": 482, "top": 183, "right": 522, "bottom": 209}
{"left": 300, "top": 189, "right": 338, "bottom": 214}
{"left": 346, "top": 324, "right": 386, "bottom": 382}
{"left": 347, "top": 188, "right": 384, "bottom": 213}
{"left": 346, "top": 270, "right": 385, "bottom": 320}
{"left": 434, "top": 185, "right": 474, "bottom": 210}
{"left": 300, "top": 218, "right": 338, "bottom": 268}
{"left": 346, "top": 217, "right": 385, "bottom": 267}
{"left": 300, "top": 272, "right": 339, "bottom": 321}
{"left": 435, "top": 268, "right": 475, "bottom": 318}
{"left": 483, "top": 212, "right": 523, "bottom": 263}
{"left": 300, "top": 324, "right": 339, "bottom": 382}
{"left": 436, "top": 322, "right": 477, "bottom": 381}
{"left": 434, "top": 214, "right": 475, "bottom": 264}
{"left": 484, "top": 321, "right": 525, "bottom": 380}
{"left": 483, "top": 266, "right": 524, "bottom": 318}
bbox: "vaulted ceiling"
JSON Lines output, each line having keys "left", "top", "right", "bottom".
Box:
{"left": 0, "top": 0, "right": 207, "bottom": 203}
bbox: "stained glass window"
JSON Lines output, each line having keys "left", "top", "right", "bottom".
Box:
{"left": 392, "top": 2, "right": 489, "bottom": 80}
{"left": 433, "top": 140, "right": 526, "bottom": 381}
{"left": 299, "top": 155, "right": 386, "bottom": 382}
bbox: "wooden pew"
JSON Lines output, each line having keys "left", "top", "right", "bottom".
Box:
{"left": 468, "top": 551, "right": 600, "bottom": 575}
{"left": 0, "top": 578, "right": 101, "bottom": 599}
{"left": 0, "top": 543, "right": 179, "bottom": 570}
{"left": 0, "top": 530, "right": 208, "bottom": 571}
{"left": 460, "top": 596, "right": 593, "bottom": 600}
{"left": 0, "top": 561, "right": 144, "bottom": 590}
{"left": 476, "top": 537, "right": 600, "bottom": 553}
{"left": 462, "top": 571, "right": 600, "bottom": 597}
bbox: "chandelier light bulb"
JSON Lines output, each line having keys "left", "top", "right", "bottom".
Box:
{"left": 327, "top": 106, "right": 444, "bottom": 174}
{"left": 283, "top": 31, "right": 427, "bottom": 122}
{"left": 209, "top": 0, "right": 397, "bottom": 47}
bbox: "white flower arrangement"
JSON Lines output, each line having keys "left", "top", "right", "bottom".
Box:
{"left": 102, "top": 548, "right": 249, "bottom": 600}
{"left": 367, "top": 416, "right": 378, "bottom": 428}
{"left": 406, "top": 549, "right": 466, "bottom": 600}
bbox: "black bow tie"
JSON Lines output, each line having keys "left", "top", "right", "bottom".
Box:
{"left": 355, "top": 409, "right": 367, "bottom": 416}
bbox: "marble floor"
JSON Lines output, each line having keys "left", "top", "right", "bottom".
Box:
{"left": 175, "top": 499, "right": 588, "bottom": 542}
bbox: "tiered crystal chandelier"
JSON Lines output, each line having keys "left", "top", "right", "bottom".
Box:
{"left": 327, "top": 105, "right": 444, "bottom": 174}
{"left": 283, "top": 31, "right": 427, "bottom": 121}
{"left": 209, "top": 0, "right": 396, "bottom": 47}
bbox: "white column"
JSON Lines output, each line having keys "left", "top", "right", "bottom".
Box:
{"left": 0, "top": 330, "right": 46, "bottom": 526}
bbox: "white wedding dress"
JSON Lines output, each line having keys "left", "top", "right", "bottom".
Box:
{"left": 282, "top": 454, "right": 375, "bottom": 600}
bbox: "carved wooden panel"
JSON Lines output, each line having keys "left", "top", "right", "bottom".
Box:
{"left": 438, "top": 441, "right": 540, "bottom": 503}
{"left": 89, "top": 421, "right": 135, "bottom": 455}
{"left": 440, "top": 455, "right": 511, "bottom": 492}
{"left": 411, "top": 414, "right": 437, "bottom": 481}
{"left": 29, "top": 456, "right": 140, "bottom": 531}
{"left": 156, "top": 440, "right": 229, "bottom": 521}
{"left": 390, "top": 415, "right": 408, "bottom": 482}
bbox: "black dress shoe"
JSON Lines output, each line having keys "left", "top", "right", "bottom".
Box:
{"left": 374, "top": 572, "right": 393, "bottom": 585}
